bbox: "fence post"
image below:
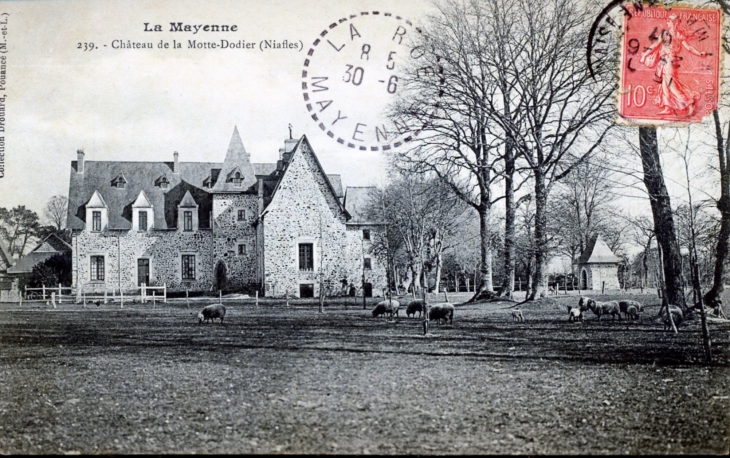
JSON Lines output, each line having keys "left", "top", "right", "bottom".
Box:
{"left": 219, "top": 289, "right": 222, "bottom": 304}
{"left": 76, "top": 284, "right": 81, "bottom": 304}
{"left": 83, "top": 290, "right": 86, "bottom": 308}
{"left": 59, "top": 284, "right": 63, "bottom": 304}
{"left": 41, "top": 284, "right": 45, "bottom": 301}
{"left": 602, "top": 281, "right": 605, "bottom": 295}
{"left": 142, "top": 283, "right": 146, "bottom": 304}
{"left": 120, "top": 289, "right": 124, "bottom": 309}
{"left": 186, "top": 289, "right": 189, "bottom": 308}
{"left": 51, "top": 292, "right": 56, "bottom": 309}
{"left": 153, "top": 291, "right": 156, "bottom": 309}
{"left": 163, "top": 283, "right": 167, "bottom": 303}
{"left": 104, "top": 289, "right": 108, "bottom": 304}
{"left": 256, "top": 290, "right": 259, "bottom": 307}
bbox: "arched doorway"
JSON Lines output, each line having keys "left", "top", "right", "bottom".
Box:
{"left": 214, "top": 260, "right": 227, "bottom": 293}
{"left": 581, "top": 268, "right": 588, "bottom": 290}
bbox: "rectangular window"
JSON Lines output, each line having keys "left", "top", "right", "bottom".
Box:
{"left": 184, "top": 211, "right": 193, "bottom": 231}
{"left": 90, "top": 256, "right": 105, "bottom": 281}
{"left": 182, "top": 255, "right": 195, "bottom": 280}
{"left": 237, "top": 209, "right": 245, "bottom": 221}
{"left": 364, "top": 258, "right": 372, "bottom": 270}
{"left": 299, "top": 243, "right": 314, "bottom": 271}
{"left": 363, "top": 229, "right": 371, "bottom": 240}
{"left": 238, "top": 244, "right": 246, "bottom": 255}
{"left": 139, "top": 211, "right": 148, "bottom": 231}
{"left": 92, "top": 211, "right": 101, "bottom": 232}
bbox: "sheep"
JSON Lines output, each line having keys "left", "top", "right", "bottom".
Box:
{"left": 626, "top": 304, "right": 639, "bottom": 320}
{"left": 568, "top": 306, "right": 583, "bottom": 322}
{"left": 198, "top": 304, "right": 226, "bottom": 324}
{"left": 619, "top": 300, "right": 644, "bottom": 318}
{"left": 372, "top": 300, "right": 400, "bottom": 319}
{"left": 512, "top": 308, "right": 524, "bottom": 322}
{"left": 577, "top": 296, "right": 592, "bottom": 312}
{"left": 429, "top": 303, "right": 454, "bottom": 325}
{"left": 586, "top": 298, "right": 621, "bottom": 321}
{"left": 405, "top": 299, "right": 424, "bottom": 318}
{"left": 661, "top": 304, "right": 684, "bottom": 331}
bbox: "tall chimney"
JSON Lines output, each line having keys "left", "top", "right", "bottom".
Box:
{"left": 173, "top": 151, "right": 179, "bottom": 173}
{"left": 77, "top": 149, "right": 85, "bottom": 174}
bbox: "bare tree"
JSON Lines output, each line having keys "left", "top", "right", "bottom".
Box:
{"left": 550, "top": 158, "right": 624, "bottom": 266}
{"left": 44, "top": 195, "right": 68, "bottom": 231}
{"left": 0, "top": 206, "right": 41, "bottom": 257}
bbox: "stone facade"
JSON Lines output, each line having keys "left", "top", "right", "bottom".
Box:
{"left": 68, "top": 130, "right": 387, "bottom": 297}
{"left": 73, "top": 228, "right": 215, "bottom": 293}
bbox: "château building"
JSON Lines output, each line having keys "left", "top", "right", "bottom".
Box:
{"left": 66, "top": 128, "right": 386, "bottom": 297}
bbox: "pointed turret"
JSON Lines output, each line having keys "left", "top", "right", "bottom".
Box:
{"left": 211, "top": 126, "right": 257, "bottom": 192}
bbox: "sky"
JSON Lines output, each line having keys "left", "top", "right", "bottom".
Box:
{"left": 0, "top": 0, "right": 723, "bottom": 260}
{"left": 0, "top": 0, "right": 435, "bottom": 217}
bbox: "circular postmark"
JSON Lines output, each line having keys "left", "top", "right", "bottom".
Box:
{"left": 302, "top": 12, "right": 430, "bottom": 151}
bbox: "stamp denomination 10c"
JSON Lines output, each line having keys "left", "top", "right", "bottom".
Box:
{"left": 618, "top": 4, "right": 721, "bottom": 125}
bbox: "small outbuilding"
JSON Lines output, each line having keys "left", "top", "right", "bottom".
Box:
{"left": 576, "top": 235, "right": 621, "bottom": 291}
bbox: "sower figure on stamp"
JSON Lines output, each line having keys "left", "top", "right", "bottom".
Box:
{"left": 639, "top": 14, "right": 709, "bottom": 117}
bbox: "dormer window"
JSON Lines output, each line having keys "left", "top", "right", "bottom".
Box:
{"left": 156, "top": 175, "right": 170, "bottom": 190}
{"left": 111, "top": 174, "right": 127, "bottom": 189}
{"left": 178, "top": 190, "right": 199, "bottom": 232}
{"left": 203, "top": 176, "right": 214, "bottom": 189}
{"left": 92, "top": 211, "right": 102, "bottom": 232}
{"left": 232, "top": 172, "right": 243, "bottom": 188}
{"left": 139, "top": 211, "right": 148, "bottom": 231}
{"left": 132, "top": 190, "right": 154, "bottom": 232}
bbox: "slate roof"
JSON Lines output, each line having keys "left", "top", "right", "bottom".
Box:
{"left": 577, "top": 235, "right": 621, "bottom": 264}
{"left": 6, "top": 234, "right": 71, "bottom": 274}
{"left": 67, "top": 131, "right": 350, "bottom": 231}
{"left": 344, "top": 187, "right": 384, "bottom": 224}
{"left": 7, "top": 252, "right": 59, "bottom": 274}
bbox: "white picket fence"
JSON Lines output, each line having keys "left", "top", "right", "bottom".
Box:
{"left": 21, "top": 283, "right": 167, "bottom": 308}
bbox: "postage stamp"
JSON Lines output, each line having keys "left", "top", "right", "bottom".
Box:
{"left": 618, "top": 4, "right": 722, "bottom": 125}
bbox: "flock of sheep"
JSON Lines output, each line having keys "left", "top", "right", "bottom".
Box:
{"left": 567, "top": 297, "right": 684, "bottom": 331}
{"left": 371, "top": 298, "right": 454, "bottom": 324}
{"left": 195, "top": 295, "right": 683, "bottom": 332}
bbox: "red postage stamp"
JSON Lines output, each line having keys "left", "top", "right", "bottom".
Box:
{"left": 618, "top": 5, "right": 722, "bottom": 125}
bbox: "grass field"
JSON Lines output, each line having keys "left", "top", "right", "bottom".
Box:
{"left": 0, "top": 293, "right": 728, "bottom": 454}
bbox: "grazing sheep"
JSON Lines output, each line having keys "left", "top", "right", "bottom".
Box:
{"left": 405, "top": 299, "right": 424, "bottom": 318}
{"left": 568, "top": 307, "right": 583, "bottom": 322}
{"left": 619, "top": 300, "right": 644, "bottom": 318}
{"left": 626, "top": 304, "right": 639, "bottom": 320}
{"left": 372, "top": 300, "right": 400, "bottom": 319}
{"left": 586, "top": 299, "right": 621, "bottom": 321}
{"left": 577, "top": 296, "right": 592, "bottom": 312}
{"left": 661, "top": 304, "right": 684, "bottom": 331}
{"left": 198, "top": 304, "right": 226, "bottom": 324}
{"left": 429, "top": 303, "right": 454, "bottom": 325}
{"left": 512, "top": 308, "right": 524, "bottom": 322}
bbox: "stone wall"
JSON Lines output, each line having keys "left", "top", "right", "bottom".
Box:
{"left": 581, "top": 263, "right": 620, "bottom": 290}
{"left": 345, "top": 225, "right": 387, "bottom": 297}
{"left": 212, "top": 194, "right": 259, "bottom": 290}
{"left": 263, "top": 141, "right": 352, "bottom": 298}
{"left": 73, "top": 228, "right": 214, "bottom": 293}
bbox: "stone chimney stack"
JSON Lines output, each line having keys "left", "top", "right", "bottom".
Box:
{"left": 173, "top": 151, "right": 179, "bottom": 174}
{"left": 77, "top": 149, "right": 85, "bottom": 174}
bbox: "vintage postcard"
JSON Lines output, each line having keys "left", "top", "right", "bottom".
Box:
{"left": 0, "top": 0, "right": 728, "bottom": 455}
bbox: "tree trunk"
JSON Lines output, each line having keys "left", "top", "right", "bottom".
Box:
{"left": 639, "top": 127, "right": 686, "bottom": 308}
{"left": 434, "top": 251, "right": 443, "bottom": 294}
{"left": 705, "top": 110, "right": 730, "bottom": 309}
{"left": 529, "top": 172, "right": 549, "bottom": 300}
{"left": 498, "top": 145, "right": 516, "bottom": 299}
{"left": 478, "top": 205, "right": 494, "bottom": 293}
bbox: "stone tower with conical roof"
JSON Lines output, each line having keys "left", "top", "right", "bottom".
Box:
{"left": 211, "top": 126, "right": 261, "bottom": 291}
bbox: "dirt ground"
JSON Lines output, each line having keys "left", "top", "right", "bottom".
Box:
{"left": 0, "top": 292, "right": 728, "bottom": 455}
